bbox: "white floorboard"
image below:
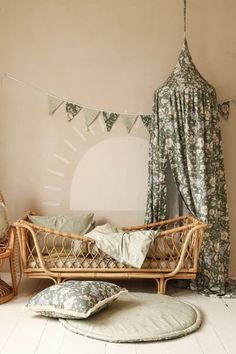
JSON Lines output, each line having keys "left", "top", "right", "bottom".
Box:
{"left": 34, "top": 318, "right": 66, "bottom": 354}
{"left": 195, "top": 296, "right": 236, "bottom": 354}
{"left": 1, "top": 278, "right": 236, "bottom": 354}
{"left": 175, "top": 291, "right": 236, "bottom": 354}
{"left": 105, "top": 343, "right": 137, "bottom": 354}
{"left": 60, "top": 331, "right": 106, "bottom": 354}
{"left": 222, "top": 297, "right": 236, "bottom": 317}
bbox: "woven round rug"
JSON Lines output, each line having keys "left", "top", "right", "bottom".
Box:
{"left": 59, "top": 292, "right": 201, "bottom": 342}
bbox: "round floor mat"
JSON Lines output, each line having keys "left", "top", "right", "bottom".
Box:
{"left": 59, "top": 292, "right": 201, "bottom": 342}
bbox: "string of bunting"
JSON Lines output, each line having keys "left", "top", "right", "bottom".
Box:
{"left": 3, "top": 74, "right": 236, "bottom": 133}
{"left": 48, "top": 92, "right": 236, "bottom": 127}
{"left": 46, "top": 91, "right": 236, "bottom": 131}
{"left": 49, "top": 95, "right": 153, "bottom": 133}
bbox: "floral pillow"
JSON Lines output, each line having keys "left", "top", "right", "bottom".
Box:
{"left": 26, "top": 281, "right": 128, "bottom": 319}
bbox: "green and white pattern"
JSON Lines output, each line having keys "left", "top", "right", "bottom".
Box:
{"left": 103, "top": 112, "right": 119, "bottom": 131}
{"left": 218, "top": 101, "right": 230, "bottom": 120}
{"left": 26, "top": 280, "right": 128, "bottom": 319}
{"left": 145, "top": 39, "right": 231, "bottom": 296}
{"left": 66, "top": 103, "right": 82, "bottom": 122}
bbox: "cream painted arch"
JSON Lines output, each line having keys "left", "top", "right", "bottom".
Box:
{"left": 70, "top": 136, "right": 149, "bottom": 211}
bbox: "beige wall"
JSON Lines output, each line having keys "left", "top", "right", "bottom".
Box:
{"left": 0, "top": 0, "right": 236, "bottom": 276}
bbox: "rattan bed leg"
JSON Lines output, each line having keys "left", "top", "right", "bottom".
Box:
{"left": 56, "top": 275, "right": 62, "bottom": 284}
{"left": 158, "top": 277, "right": 166, "bottom": 294}
{"left": 155, "top": 278, "right": 166, "bottom": 294}
{"left": 155, "top": 279, "right": 160, "bottom": 294}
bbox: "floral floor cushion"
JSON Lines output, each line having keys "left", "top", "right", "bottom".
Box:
{"left": 60, "top": 292, "right": 202, "bottom": 342}
{"left": 26, "top": 281, "right": 127, "bottom": 319}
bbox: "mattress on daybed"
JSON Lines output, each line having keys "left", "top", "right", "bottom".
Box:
{"left": 27, "top": 255, "right": 193, "bottom": 271}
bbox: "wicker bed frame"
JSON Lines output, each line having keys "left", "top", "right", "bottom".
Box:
{"left": 14, "top": 214, "right": 207, "bottom": 294}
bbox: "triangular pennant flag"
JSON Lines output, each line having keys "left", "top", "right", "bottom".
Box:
{"left": 140, "top": 114, "right": 153, "bottom": 133}
{"left": 103, "top": 112, "right": 119, "bottom": 132}
{"left": 66, "top": 103, "right": 82, "bottom": 122}
{"left": 218, "top": 101, "right": 230, "bottom": 120}
{"left": 48, "top": 96, "right": 64, "bottom": 115}
{"left": 84, "top": 108, "right": 100, "bottom": 129}
{"left": 120, "top": 114, "right": 138, "bottom": 133}
{"left": 232, "top": 98, "right": 236, "bottom": 107}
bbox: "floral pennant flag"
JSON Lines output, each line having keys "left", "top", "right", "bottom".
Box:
{"left": 48, "top": 96, "right": 64, "bottom": 115}
{"left": 140, "top": 114, "right": 153, "bottom": 134}
{"left": 218, "top": 101, "right": 230, "bottom": 120}
{"left": 84, "top": 108, "right": 100, "bottom": 129}
{"left": 66, "top": 103, "right": 82, "bottom": 122}
{"left": 103, "top": 112, "right": 119, "bottom": 131}
{"left": 120, "top": 114, "right": 138, "bottom": 133}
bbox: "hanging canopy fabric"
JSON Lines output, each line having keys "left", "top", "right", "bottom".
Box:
{"left": 145, "top": 39, "right": 231, "bottom": 296}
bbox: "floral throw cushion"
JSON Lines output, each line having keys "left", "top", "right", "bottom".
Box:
{"left": 26, "top": 281, "right": 128, "bottom": 319}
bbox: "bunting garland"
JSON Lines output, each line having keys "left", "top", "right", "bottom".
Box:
{"left": 1, "top": 74, "right": 236, "bottom": 133}
{"left": 140, "top": 115, "right": 153, "bottom": 134}
{"left": 83, "top": 108, "right": 100, "bottom": 129}
{"left": 120, "top": 114, "right": 138, "bottom": 133}
{"left": 48, "top": 96, "right": 64, "bottom": 115}
{"left": 49, "top": 95, "right": 152, "bottom": 132}
{"left": 48, "top": 96, "right": 236, "bottom": 131}
{"left": 66, "top": 103, "right": 82, "bottom": 122}
{"left": 218, "top": 101, "right": 231, "bottom": 120}
{"left": 102, "top": 112, "right": 119, "bottom": 131}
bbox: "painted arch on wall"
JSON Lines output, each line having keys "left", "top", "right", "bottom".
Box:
{"left": 42, "top": 114, "right": 149, "bottom": 213}
{"left": 70, "top": 136, "right": 149, "bottom": 211}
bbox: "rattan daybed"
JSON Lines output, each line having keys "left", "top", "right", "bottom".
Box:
{"left": 14, "top": 214, "right": 207, "bottom": 294}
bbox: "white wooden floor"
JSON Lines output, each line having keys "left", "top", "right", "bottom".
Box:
{"left": 0, "top": 276, "right": 236, "bottom": 354}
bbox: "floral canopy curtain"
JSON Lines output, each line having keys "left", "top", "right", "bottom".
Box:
{"left": 145, "top": 39, "right": 230, "bottom": 295}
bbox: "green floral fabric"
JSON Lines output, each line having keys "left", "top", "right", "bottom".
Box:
{"left": 218, "top": 101, "right": 230, "bottom": 120}
{"left": 26, "top": 280, "right": 127, "bottom": 319}
{"left": 146, "top": 39, "right": 231, "bottom": 296}
{"left": 103, "top": 112, "right": 119, "bottom": 131}
{"left": 66, "top": 103, "right": 82, "bottom": 121}
{"left": 140, "top": 115, "right": 153, "bottom": 134}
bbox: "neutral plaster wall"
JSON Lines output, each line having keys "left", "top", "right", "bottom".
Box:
{"left": 0, "top": 0, "right": 236, "bottom": 276}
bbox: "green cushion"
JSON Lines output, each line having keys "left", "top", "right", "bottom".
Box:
{"left": 0, "top": 202, "right": 9, "bottom": 242}
{"left": 60, "top": 292, "right": 201, "bottom": 342}
{"left": 26, "top": 281, "right": 128, "bottom": 319}
{"left": 28, "top": 214, "right": 94, "bottom": 235}
{"left": 27, "top": 213, "right": 94, "bottom": 255}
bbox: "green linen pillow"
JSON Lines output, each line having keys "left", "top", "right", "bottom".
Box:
{"left": 26, "top": 281, "right": 128, "bottom": 319}
{"left": 28, "top": 214, "right": 94, "bottom": 235}
{"left": 0, "top": 201, "right": 9, "bottom": 243}
{"left": 27, "top": 213, "right": 94, "bottom": 255}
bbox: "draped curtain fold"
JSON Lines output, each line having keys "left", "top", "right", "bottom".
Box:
{"left": 144, "top": 100, "right": 168, "bottom": 224}
{"left": 145, "top": 39, "right": 231, "bottom": 295}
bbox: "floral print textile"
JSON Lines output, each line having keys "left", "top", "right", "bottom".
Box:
{"left": 26, "top": 281, "right": 127, "bottom": 319}
{"left": 66, "top": 103, "right": 82, "bottom": 121}
{"left": 103, "top": 112, "right": 119, "bottom": 131}
{"left": 146, "top": 39, "right": 231, "bottom": 296}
